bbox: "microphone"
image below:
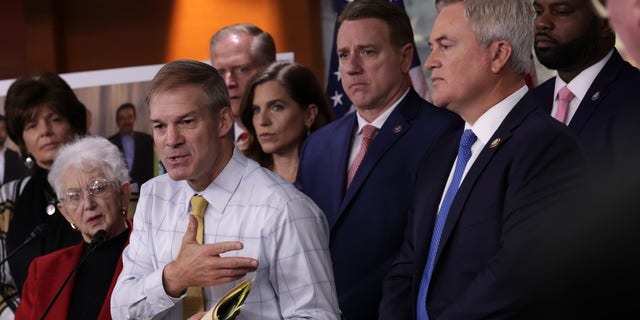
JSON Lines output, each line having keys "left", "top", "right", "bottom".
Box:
{"left": 0, "top": 223, "right": 49, "bottom": 267}
{"left": 40, "top": 230, "right": 106, "bottom": 320}
{"left": 88, "top": 229, "right": 107, "bottom": 251}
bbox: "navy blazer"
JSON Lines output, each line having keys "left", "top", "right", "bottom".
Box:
{"left": 108, "top": 131, "right": 155, "bottom": 188}
{"left": 532, "top": 49, "right": 640, "bottom": 180}
{"left": 296, "top": 89, "right": 462, "bottom": 320}
{"left": 379, "top": 92, "right": 587, "bottom": 319}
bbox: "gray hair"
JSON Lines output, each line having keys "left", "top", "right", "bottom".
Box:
{"left": 437, "top": 0, "right": 535, "bottom": 75}
{"left": 48, "top": 136, "right": 130, "bottom": 198}
{"left": 210, "top": 23, "right": 276, "bottom": 66}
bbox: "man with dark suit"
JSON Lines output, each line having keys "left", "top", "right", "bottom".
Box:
{"left": 532, "top": 0, "right": 640, "bottom": 180}
{"left": 108, "top": 103, "right": 154, "bottom": 192}
{"left": 379, "top": 0, "right": 587, "bottom": 318}
{"left": 0, "top": 115, "right": 29, "bottom": 185}
{"left": 295, "top": 1, "right": 462, "bottom": 319}
{"left": 528, "top": 2, "right": 640, "bottom": 316}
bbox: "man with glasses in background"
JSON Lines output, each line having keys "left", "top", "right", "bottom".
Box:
{"left": 209, "top": 23, "right": 276, "bottom": 145}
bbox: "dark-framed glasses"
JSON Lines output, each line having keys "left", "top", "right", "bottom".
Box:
{"left": 590, "top": 0, "right": 608, "bottom": 19}
{"left": 60, "top": 179, "right": 115, "bottom": 208}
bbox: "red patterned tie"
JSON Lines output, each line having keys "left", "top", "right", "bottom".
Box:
{"left": 347, "top": 125, "right": 378, "bottom": 188}
{"left": 554, "top": 86, "right": 575, "bottom": 124}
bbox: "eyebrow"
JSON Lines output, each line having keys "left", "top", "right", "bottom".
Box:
{"left": 429, "top": 35, "right": 450, "bottom": 46}
{"left": 337, "top": 43, "right": 377, "bottom": 52}
{"left": 266, "top": 98, "right": 287, "bottom": 106}
{"left": 150, "top": 110, "right": 198, "bottom": 123}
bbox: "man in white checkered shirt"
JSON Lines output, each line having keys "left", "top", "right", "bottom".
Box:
{"left": 111, "top": 59, "right": 341, "bottom": 320}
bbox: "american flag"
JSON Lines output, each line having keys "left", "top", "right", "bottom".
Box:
{"left": 326, "top": 0, "right": 430, "bottom": 118}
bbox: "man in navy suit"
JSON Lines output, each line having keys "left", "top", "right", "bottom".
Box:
{"left": 295, "top": 1, "right": 462, "bottom": 319}
{"left": 532, "top": 0, "right": 640, "bottom": 180}
{"left": 108, "top": 103, "right": 155, "bottom": 192}
{"left": 529, "top": 1, "right": 640, "bottom": 316}
{"left": 379, "top": 0, "right": 587, "bottom": 318}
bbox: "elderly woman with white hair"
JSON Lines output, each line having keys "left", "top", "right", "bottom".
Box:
{"left": 15, "top": 136, "right": 132, "bottom": 320}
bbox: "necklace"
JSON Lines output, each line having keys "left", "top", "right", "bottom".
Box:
{"left": 44, "top": 187, "right": 57, "bottom": 216}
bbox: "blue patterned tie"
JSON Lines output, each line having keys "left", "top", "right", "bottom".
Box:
{"left": 416, "top": 129, "right": 477, "bottom": 320}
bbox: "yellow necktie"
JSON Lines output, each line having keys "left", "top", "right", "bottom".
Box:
{"left": 183, "top": 195, "right": 208, "bottom": 319}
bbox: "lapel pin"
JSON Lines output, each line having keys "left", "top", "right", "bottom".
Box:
{"left": 490, "top": 138, "right": 501, "bottom": 149}
{"left": 591, "top": 91, "right": 600, "bottom": 101}
{"left": 393, "top": 124, "right": 403, "bottom": 133}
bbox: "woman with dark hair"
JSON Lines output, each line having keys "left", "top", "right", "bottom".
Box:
{"left": 0, "top": 73, "right": 87, "bottom": 317}
{"left": 239, "top": 61, "right": 334, "bottom": 182}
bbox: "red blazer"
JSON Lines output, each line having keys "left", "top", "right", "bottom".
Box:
{"left": 15, "top": 223, "right": 131, "bottom": 320}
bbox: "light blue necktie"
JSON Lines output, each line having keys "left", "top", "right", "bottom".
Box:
{"left": 416, "top": 129, "right": 477, "bottom": 320}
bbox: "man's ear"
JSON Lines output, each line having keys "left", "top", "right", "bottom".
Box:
{"left": 489, "top": 40, "right": 512, "bottom": 74}
{"left": 218, "top": 106, "right": 234, "bottom": 137}
{"left": 399, "top": 43, "right": 415, "bottom": 74}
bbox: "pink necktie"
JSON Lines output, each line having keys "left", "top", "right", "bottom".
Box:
{"left": 554, "top": 86, "right": 575, "bottom": 124}
{"left": 347, "top": 125, "right": 378, "bottom": 188}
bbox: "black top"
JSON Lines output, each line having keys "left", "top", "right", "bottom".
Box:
{"left": 68, "top": 226, "right": 129, "bottom": 320}
{"left": 6, "top": 166, "right": 81, "bottom": 296}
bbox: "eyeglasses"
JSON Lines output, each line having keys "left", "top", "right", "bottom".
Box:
{"left": 590, "top": 0, "right": 608, "bottom": 19}
{"left": 60, "top": 179, "right": 115, "bottom": 208}
{"left": 217, "top": 64, "right": 256, "bottom": 80}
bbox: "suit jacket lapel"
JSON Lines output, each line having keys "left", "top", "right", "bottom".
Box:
{"left": 326, "top": 114, "right": 358, "bottom": 229}
{"left": 569, "top": 50, "right": 623, "bottom": 134}
{"left": 338, "top": 92, "right": 418, "bottom": 218}
{"left": 413, "top": 130, "right": 461, "bottom": 274}
{"left": 435, "top": 93, "right": 537, "bottom": 263}
{"left": 533, "top": 78, "right": 556, "bottom": 114}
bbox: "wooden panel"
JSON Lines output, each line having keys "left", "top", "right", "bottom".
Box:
{"left": 0, "top": 1, "right": 27, "bottom": 79}
{"left": 0, "top": 0, "right": 324, "bottom": 83}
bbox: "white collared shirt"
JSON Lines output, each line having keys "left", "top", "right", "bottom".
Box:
{"left": 437, "top": 86, "right": 529, "bottom": 212}
{"left": 233, "top": 121, "right": 245, "bottom": 143}
{"left": 551, "top": 50, "right": 613, "bottom": 125}
{"left": 347, "top": 88, "right": 410, "bottom": 169}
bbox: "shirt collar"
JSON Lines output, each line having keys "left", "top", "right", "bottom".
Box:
{"left": 467, "top": 85, "right": 529, "bottom": 146}
{"left": 554, "top": 49, "right": 613, "bottom": 101}
{"left": 354, "top": 88, "right": 410, "bottom": 134}
{"left": 183, "top": 147, "right": 245, "bottom": 215}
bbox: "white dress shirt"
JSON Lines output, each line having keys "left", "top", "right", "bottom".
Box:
{"left": 111, "top": 148, "right": 340, "bottom": 319}
{"left": 551, "top": 50, "right": 613, "bottom": 125}
{"left": 348, "top": 88, "right": 410, "bottom": 169}
{"left": 438, "top": 86, "right": 528, "bottom": 212}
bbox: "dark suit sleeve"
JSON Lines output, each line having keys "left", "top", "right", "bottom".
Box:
{"left": 134, "top": 132, "right": 155, "bottom": 185}
{"left": 440, "top": 126, "right": 586, "bottom": 318}
{"left": 378, "top": 205, "right": 418, "bottom": 319}
{"left": 609, "top": 102, "right": 640, "bottom": 181}
{"left": 379, "top": 134, "right": 457, "bottom": 319}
